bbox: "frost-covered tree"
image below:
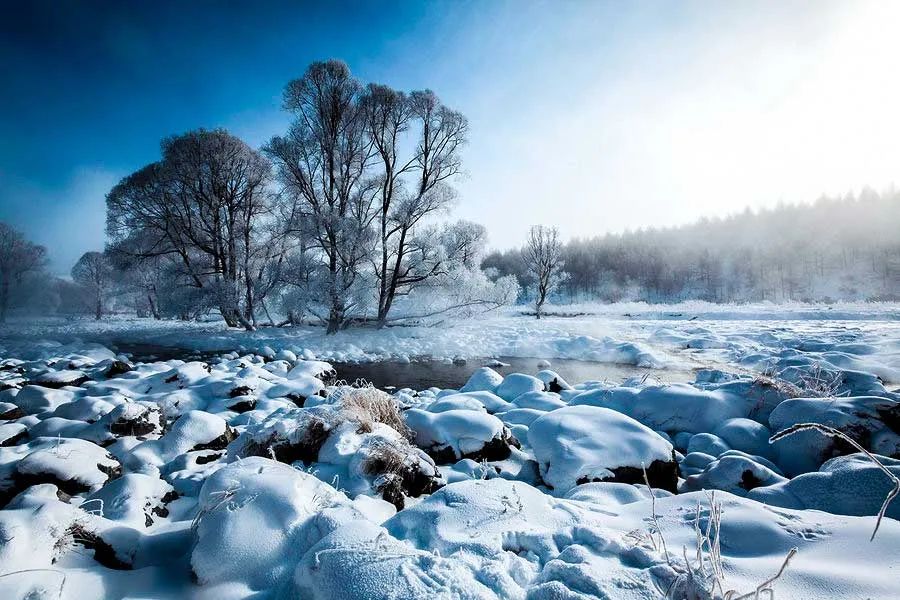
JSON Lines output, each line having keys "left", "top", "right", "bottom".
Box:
{"left": 266, "top": 61, "right": 471, "bottom": 331}
{"left": 377, "top": 221, "right": 519, "bottom": 323}
{"left": 266, "top": 60, "right": 378, "bottom": 333}
{"left": 106, "top": 129, "right": 276, "bottom": 330}
{"left": 71, "top": 251, "right": 113, "bottom": 319}
{"left": 362, "top": 84, "right": 468, "bottom": 326}
{"left": 523, "top": 225, "right": 565, "bottom": 318}
{"left": 0, "top": 222, "right": 47, "bottom": 322}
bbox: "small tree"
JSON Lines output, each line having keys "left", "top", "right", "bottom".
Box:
{"left": 522, "top": 225, "right": 565, "bottom": 319}
{"left": 0, "top": 222, "right": 47, "bottom": 322}
{"left": 71, "top": 251, "right": 113, "bottom": 319}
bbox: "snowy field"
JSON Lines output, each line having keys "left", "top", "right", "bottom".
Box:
{"left": 0, "top": 302, "right": 899, "bottom": 599}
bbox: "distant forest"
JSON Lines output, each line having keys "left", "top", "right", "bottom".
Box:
{"left": 483, "top": 189, "right": 900, "bottom": 304}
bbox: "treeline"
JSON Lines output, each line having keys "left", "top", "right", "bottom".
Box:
{"left": 1, "top": 60, "right": 519, "bottom": 328}
{"left": 485, "top": 190, "right": 900, "bottom": 304}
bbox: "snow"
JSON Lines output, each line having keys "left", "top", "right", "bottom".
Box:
{"left": 405, "top": 408, "right": 507, "bottom": 459}
{"left": 0, "top": 303, "right": 899, "bottom": 599}
{"left": 459, "top": 366, "right": 504, "bottom": 392}
{"left": 528, "top": 405, "right": 675, "bottom": 494}
{"left": 494, "top": 373, "right": 545, "bottom": 401}
{"left": 192, "top": 458, "right": 354, "bottom": 590}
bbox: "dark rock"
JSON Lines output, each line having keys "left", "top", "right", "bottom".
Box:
{"left": 228, "top": 385, "right": 254, "bottom": 398}
{"left": 105, "top": 361, "right": 133, "bottom": 378}
{"left": 226, "top": 397, "right": 256, "bottom": 413}
{"left": 66, "top": 523, "right": 132, "bottom": 570}
{"left": 191, "top": 425, "right": 237, "bottom": 452}
{"left": 739, "top": 469, "right": 765, "bottom": 491}
{"left": 575, "top": 453, "right": 679, "bottom": 494}
{"left": 426, "top": 428, "right": 521, "bottom": 465}
{"left": 0, "top": 406, "right": 25, "bottom": 421}
{"left": 0, "top": 427, "right": 27, "bottom": 447}
{"left": 195, "top": 451, "right": 224, "bottom": 465}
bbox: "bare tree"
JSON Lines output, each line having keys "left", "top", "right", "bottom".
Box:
{"left": 71, "top": 251, "right": 113, "bottom": 319}
{"left": 265, "top": 60, "right": 378, "bottom": 333}
{"left": 106, "top": 129, "right": 275, "bottom": 330}
{"left": 362, "top": 85, "right": 468, "bottom": 327}
{"left": 0, "top": 222, "right": 47, "bottom": 322}
{"left": 522, "top": 225, "right": 565, "bottom": 318}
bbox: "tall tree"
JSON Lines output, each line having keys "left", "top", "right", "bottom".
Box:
{"left": 523, "top": 225, "right": 565, "bottom": 318}
{"left": 0, "top": 222, "right": 47, "bottom": 322}
{"left": 363, "top": 85, "right": 468, "bottom": 326}
{"left": 71, "top": 251, "right": 113, "bottom": 319}
{"left": 265, "top": 60, "right": 378, "bottom": 333}
{"left": 106, "top": 129, "right": 275, "bottom": 330}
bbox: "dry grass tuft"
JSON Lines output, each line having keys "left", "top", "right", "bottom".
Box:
{"left": 332, "top": 384, "right": 412, "bottom": 440}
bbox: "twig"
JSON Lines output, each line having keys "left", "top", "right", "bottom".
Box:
{"left": 642, "top": 462, "right": 670, "bottom": 565}
{"left": 770, "top": 422, "right": 900, "bottom": 541}
{"left": 729, "top": 547, "right": 798, "bottom": 600}
{"left": 0, "top": 568, "right": 67, "bottom": 599}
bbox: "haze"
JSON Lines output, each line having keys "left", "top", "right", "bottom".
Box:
{"left": 1, "top": 0, "right": 899, "bottom": 273}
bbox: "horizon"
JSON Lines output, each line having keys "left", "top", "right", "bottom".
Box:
{"left": 2, "top": 0, "right": 900, "bottom": 274}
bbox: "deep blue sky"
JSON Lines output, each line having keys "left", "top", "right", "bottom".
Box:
{"left": 0, "top": 0, "right": 476, "bottom": 271}
{"left": 2, "top": 0, "right": 898, "bottom": 273}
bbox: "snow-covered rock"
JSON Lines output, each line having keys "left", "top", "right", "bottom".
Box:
{"left": 536, "top": 369, "right": 573, "bottom": 392}
{"left": 749, "top": 453, "right": 900, "bottom": 519}
{"left": 30, "top": 369, "right": 89, "bottom": 389}
{"left": 528, "top": 405, "right": 677, "bottom": 494}
{"left": 510, "top": 390, "right": 566, "bottom": 411}
{"left": 191, "top": 457, "right": 351, "bottom": 590}
{"left": 494, "top": 373, "right": 544, "bottom": 401}
{"left": 459, "top": 367, "right": 504, "bottom": 393}
{"left": 713, "top": 417, "right": 773, "bottom": 458}
{"left": 569, "top": 382, "right": 754, "bottom": 434}
{"left": 2, "top": 437, "right": 120, "bottom": 504}
{"left": 404, "top": 408, "right": 519, "bottom": 463}
{"left": 11, "top": 385, "right": 78, "bottom": 415}
{"left": 769, "top": 396, "right": 900, "bottom": 475}
{"left": 84, "top": 473, "right": 176, "bottom": 527}
{"left": 131, "top": 410, "right": 235, "bottom": 467}
{"left": 682, "top": 454, "right": 787, "bottom": 496}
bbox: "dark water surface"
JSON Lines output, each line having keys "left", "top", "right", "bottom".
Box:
{"left": 328, "top": 356, "right": 697, "bottom": 391}
{"left": 110, "top": 342, "right": 697, "bottom": 391}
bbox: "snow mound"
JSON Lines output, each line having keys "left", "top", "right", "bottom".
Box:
{"left": 404, "top": 408, "right": 519, "bottom": 463}
{"left": 84, "top": 472, "right": 175, "bottom": 527}
{"left": 4, "top": 437, "right": 120, "bottom": 504}
{"left": 682, "top": 454, "right": 787, "bottom": 496}
{"left": 494, "top": 373, "right": 544, "bottom": 401}
{"left": 191, "top": 457, "right": 349, "bottom": 590}
{"left": 749, "top": 453, "right": 900, "bottom": 518}
{"left": 569, "top": 382, "right": 756, "bottom": 435}
{"left": 459, "top": 367, "right": 504, "bottom": 393}
{"left": 769, "top": 395, "right": 900, "bottom": 475}
{"left": 294, "top": 519, "right": 497, "bottom": 599}
{"left": 528, "top": 405, "right": 676, "bottom": 494}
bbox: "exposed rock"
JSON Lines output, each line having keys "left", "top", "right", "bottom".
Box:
{"left": 30, "top": 370, "right": 89, "bottom": 389}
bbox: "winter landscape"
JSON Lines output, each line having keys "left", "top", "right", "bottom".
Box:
{"left": 2, "top": 2, "right": 900, "bottom": 599}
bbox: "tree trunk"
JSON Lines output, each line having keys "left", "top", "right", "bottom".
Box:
{"left": 326, "top": 304, "right": 344, "bottom": 334}
{"left": 220, "top": 307, "right": 239, "bottom": 328}
{"left": 147, "top": 294, "right": 160, "bottom": 319}
{"left": 95, "top": 295, "right": 102, "bottom": 320}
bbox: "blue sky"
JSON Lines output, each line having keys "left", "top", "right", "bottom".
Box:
{"left": 2, "top": 0, "right": 899, "bottom": 273}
